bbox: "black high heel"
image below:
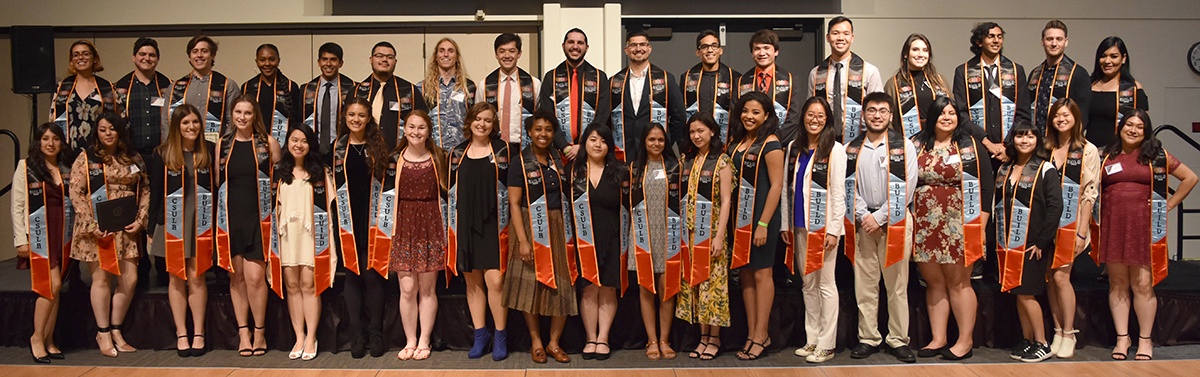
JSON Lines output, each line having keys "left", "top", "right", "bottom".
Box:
{"left": 190, "top": 334, "right": 208, "bottom": 357}
{"left": 237, "top": 325, "right": 253, "bottom": 357}
{"left": 252, "top": 326, "right": 268, "bottom": 356}
{"left": 176, "top": 335, "right": 191, "bottom": 358}
{"left": 30, "top": 348, "right": 50, "bottom": 364}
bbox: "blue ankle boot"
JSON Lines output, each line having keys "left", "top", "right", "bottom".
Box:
{"left": 468, "top": 328, "right": 492, "bottom": 359}
{"left": 492, "top": 329, "right": 508, "bottom": 361}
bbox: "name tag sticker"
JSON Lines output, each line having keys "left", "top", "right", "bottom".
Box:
{"left": 389, "top": 101, "right": 400, "bottom": 112}
{"left": 151, "top": 97, "right": 165, "bottom": 107}
{"left": 944, "top": 154, "right": 961, "bottom": 165}
{"left": 89, "top": 92, "right": 103, "bottom": 101}
{"left": 1105, "top": 163, "right": 1123, "bottom": 175}
{"left": 654, "top": 170, "right": 667, "bottom": 180}
{"left": 451, "top": 92, "right": 466, "bottom": 102}
{"left": 129, "top": 165, "right": 141, "bottom": 174}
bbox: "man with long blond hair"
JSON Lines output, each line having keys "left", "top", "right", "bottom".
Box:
{"left": 420, "top": 38, "right": 477, "bottom": 150}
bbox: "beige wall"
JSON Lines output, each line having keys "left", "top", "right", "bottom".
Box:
{"left": 3, "top": 0, "right": 1200, "bottom": 259}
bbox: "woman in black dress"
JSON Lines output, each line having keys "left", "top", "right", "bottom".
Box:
{"left": 571, "top": 123, "right": 627, "bottom": 361}
{"left": 1088, "top": 37, "right": 1148, "bottom": 148}
{"left": 215, "top": 97, "right": 281, "bottom": 357}
{"left": 728, "top": 92, "right": 784, "bottom": 360}
{"left": 448, "top": 103, "right": 512, "bottom": 360}
{"left": 996, "top": 120, "right": 1062, "bottom": 362}
{"left": 331, "top": 97, "right": 390, "bottom": 358}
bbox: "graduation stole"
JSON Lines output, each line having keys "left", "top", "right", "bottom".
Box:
{"left": 995, "top": 158, "right": 1048, "bottom": 292}
{"left": 683, "top": 63, "right": 737, "bottom": 145}
{"left": 368, "top": 152, "right": 401, "bottom": 278}
{"left": 737, "top": 66, "right": 794, "bottom": 128}
{"left": 355, "top": 75, "right": 418, "bottom": 146}
{"left": 52, "top": 75, "right": 117, "bottom": 145}
{"left": 813, "top": 54, "right": 866, "bottom": 141}
{"left": 781, "top": 141, "right": 832, "bottom": 275}
{"left": 611, "top": 65, "right": 671, "bottom": 161}
{"left": 447, "top": 140, "right": 511, "bottom": 276}
{"left": 518, "top": 147, "right": 576, "bottom": 288}
{"left": 24, "top": 160, "right": 74, "bottom": 299}
{"left": 570, "top": 163, "right": 602, "bottom": 287}
{"left": 1052, "top": 145, "right": 1085, "bottom": 269}
{"left": 331, "top": 136, "right": 370, "bottom": 275}
{"left": 243, "top": 72, "right": 297, "bottom": 145}
{"left": 162, "top": 149, "right": 220, "bottom": 280}
{"left": 1113, "top": 76, "right": 1140, "bottom": 134}
{"left": 301, "top": 74, "right": 356, "bottom": 128}
{"left": 267, "top": 170, "right": 338, "bottom": 296}
{"left": 730, "top": 135, "right": 769, "bottom": 269}
{"left": 892, "top": 70, "right": 947, "bottom": 138}
{"left": 956, "top": 137, "right": 986, "bottom": 266}
{"left": 114, "top": 71, "right": 171, "bottom": 117}
{"left": 630, "top": 157, "right": 685, "bottom": 299}
{"left": 682, "top": 151, "right": 720, "bottom": 286}
{"left": 484, "top": 68, "right": 537, "bottom": 145}
{"left": 83, "top": 151, "right": 124, "bottom": 275}
{"left": 844, "top": 131, "right": 908, "bottom": 267}
{"left": 961, "top": 55, "right": 1019, "bottom": 140}
{"left": 1029, "top": 55, "right": 1078, "bottom": 130}
{"left": 170, "top": 72, "right": 229, "bottom": 142}
{"left": 427, "top": 78, "right": 478, "bottom": 149}
{"left": 551, "top": 62, "right": 602, "bottom": 143}
{"left": 216, "top": 136, "right": 272, "bottom": 274}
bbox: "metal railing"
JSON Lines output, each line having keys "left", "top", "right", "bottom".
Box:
{"left": 1153, "top": 124, "right": 1200, "bottom": 261}
{"left": 0, "top": 129, "right": 20, "bottom": 197}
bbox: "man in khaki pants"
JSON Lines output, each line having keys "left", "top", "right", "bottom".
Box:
{"left": 845, "top": 92, "right": 917, "bottom": 363}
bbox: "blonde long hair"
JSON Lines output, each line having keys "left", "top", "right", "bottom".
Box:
{"left": 156, "top": 104, "right": 212, "bottom": 170}
{"left": 422, "top": 38, "right": 471, "bottom": 105}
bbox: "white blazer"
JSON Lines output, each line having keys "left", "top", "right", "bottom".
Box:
{"left": 780, "top": 140, "right": 847, "bottom": 237}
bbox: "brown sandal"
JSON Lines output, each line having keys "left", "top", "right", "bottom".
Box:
{"left": 646, "top": 341, "right": 661, "bottom": 360}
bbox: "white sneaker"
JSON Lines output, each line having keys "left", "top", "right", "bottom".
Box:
{"left": 794, "top": 344, "right": 816, "bottom": 357}
{"left": 806, "top": 349, "right": 835, "bottom": 363}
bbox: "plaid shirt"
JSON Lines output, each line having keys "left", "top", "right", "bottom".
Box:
{"left": 123, "top": 72, "right": 170, "bottom": 155}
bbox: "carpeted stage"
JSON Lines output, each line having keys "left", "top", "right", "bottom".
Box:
{"left": 1, "top": 254, "right": 1198, "bottom": 357}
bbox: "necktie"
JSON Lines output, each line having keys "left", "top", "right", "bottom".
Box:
{"left": 570, "top": 68, "right": 580, "bottom": 143}
{"left": 502, "top": 76, "right": 513, "bottom": 143}
{"left": 757, "top": 70, "right": 770, "bottom": 93}
{"left": 832, "top": 62, "right": 844, "bottom": 128}
{"left": 320, "top": 82, "right": 333, "bottom": 153}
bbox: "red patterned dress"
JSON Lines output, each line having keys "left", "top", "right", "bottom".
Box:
{"left": 389, "top": 156, "right": 446, "bottom": 273}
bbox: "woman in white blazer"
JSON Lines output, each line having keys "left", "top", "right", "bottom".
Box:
{"left": 780, "top": 96, "right": 846, "bottom": 363}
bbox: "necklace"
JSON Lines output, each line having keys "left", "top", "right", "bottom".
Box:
{"left": 350, "top": 143, "right": 366, "bottom": 157}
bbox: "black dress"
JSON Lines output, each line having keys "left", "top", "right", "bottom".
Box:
{"left": 346, "top": 145, "right": 373, "bottom": 261}
{"left": 1087, "top": 89, "right": 1148, "bottom": 149}
{"left": 459, "top": 154, "right": 501, "bottom": 271}
{"left": 227, "top": 140, "right": 265, "bottom": 261}
{"left": 589, "top": 167, "right": 623, "bottom": 287}
{"left": 999, "top": 164, "right": 1062, "bottom": 296}
{"left": 730, "top": 139, "right": 782, "bottom": 270}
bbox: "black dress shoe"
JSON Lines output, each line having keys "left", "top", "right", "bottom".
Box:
{"left": 189, "top": 335, "right": 208, "bottom": 357}
{"left": 350, "top": 334, "right": 367, "bottom": 359}
{"left": 31, "top": 349, "right": 51, "bottom": 364}
{"left": 368, "top": 332, "right": 387, "bottom": 357}
{"left": 917, "top": 347, "right": 946, "bottom": 358}
{"left": 889, "top": 345, "right": 916, "bottom": 363}
{"left": 849, "top": 343, "right": 878, "bottom": 359}
{"left": 47, "top": 352, "right": 65, "bottom": 360}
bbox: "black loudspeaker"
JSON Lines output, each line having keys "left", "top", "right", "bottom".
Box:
{"left": 10, "top": 26, "right": 57, "bottom": 94}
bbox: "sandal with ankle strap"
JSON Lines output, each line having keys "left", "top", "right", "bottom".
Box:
{"left": 701, "top": 336, "right": 721, "bottom": 360}
{"left": 252, "top": 326, "right": 268, "bottom": 356}
{"left": 1112, "top": 334, "right": 1129, "bottom": 360}
{"left": 690, "top": 335, "right": 710, "bottom": 358}
{"left": 110, "top": 324, "right": 137, "bottom": 353}
{"left": 1135, "top": 335, "right": 1154, "bottom": 360}
{"left": 237, "top": 325, "right": 253, "bottom": 357}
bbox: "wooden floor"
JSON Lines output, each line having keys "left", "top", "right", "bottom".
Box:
{"left": 7, "top": 360, "right": 1199, "bottom": 377}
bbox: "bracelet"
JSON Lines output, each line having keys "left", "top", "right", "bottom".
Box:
{"left": 757, "top": 221, "right": 768, "bottom": 227}
{"left": 1077, "top": 233, "right": 1088, "bottom": 240}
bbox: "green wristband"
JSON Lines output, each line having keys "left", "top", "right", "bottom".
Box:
{"left": 757, "top": 221, "right": 768, "bottom": 227}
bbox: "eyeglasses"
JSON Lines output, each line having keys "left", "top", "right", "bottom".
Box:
{"left": 372, "top": 53, "right": 397, "bottom": 60}
{"left": 626, "top": 42, "right": 650, "bottom": 49}
{"left": 864, "top": 108, "right": 891, "bottom": 116}
{"left": 697, "top": 43, "right": 722, "bottom": 51}
{"left": 71, "top": 51, "right": 94, "bottom": 58}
